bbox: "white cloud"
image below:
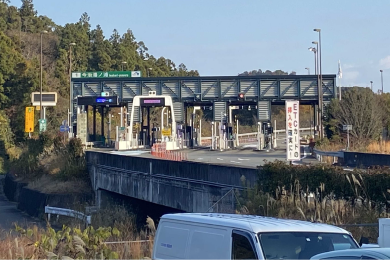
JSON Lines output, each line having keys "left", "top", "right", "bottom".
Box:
{"left": 342, "top": 63, "right": 356, "bottom": 70}
{"left": 379, "top": 56, "right": 390, "bottom": 69}
{"left": 343, "top": 71, "right": 359, "bottom": 81}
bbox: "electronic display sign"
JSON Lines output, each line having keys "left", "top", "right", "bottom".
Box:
{"left": 77, "top": 96, "right": 118, "bottom": 106}
{"left": 140, "top": 98, "right": 165, "bottom": 107}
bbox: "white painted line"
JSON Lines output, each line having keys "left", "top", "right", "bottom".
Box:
{"left": 197, "top": 158, "right": 203, "bottom": 160}
{"left": 230, "top": 161, "right": 241, "bottom": 164}
{"left": 217, "top": 158, "right": 224, "bottom": 160}
{"left": 238, "top": 158, "right": 249, "bottom": 161}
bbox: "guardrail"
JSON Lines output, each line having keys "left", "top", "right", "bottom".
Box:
{"left": 313, "top": 148, "right": 344, "bottom": 158}
{"left": 45, "top": 206, "right": 91, "bottom": 225}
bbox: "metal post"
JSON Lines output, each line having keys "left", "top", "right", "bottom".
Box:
{"left": 120, "top": 107, "right": 123, "bottom": 128}
{"left": 199, "top": 119, "right": 202, "bottom": 146}
{"left": 315, "top": 43, "right": 321, "bottom": 138}
{"left": 161, "top": 107, "right": 166, "bottom": 140}
{"left": 40, "top": 32, "right": 43, "bottom": 120}
{"left": 93, "top": 106, "right": 96, "bottom": 141}
{"left": 370, "top": 81, "right": 373, "bottom": 91}
{"left": 381, "top": 70, "right": 384, "bottom": 94}
{"left": 211, "top": 122, "right": 214, "bottom": 150}
{"left": 257, "top": 122, "right": 261, "bottom": 150}
{"left": 43, "top": 107, "right": 46, "bottom": 119}
{"left": 237, "top": 119, "right": 239, "bottom": 147}
{"left": 108, "top": 113, "right": 111, "bottom": 145}
{"left": 100, "top": 106, "right": 104, "bottom": 141}
{"left": 273, "top": 119, "right": 277, "bottom": 148}
{"left": 318, "top": 30, "right": 323, "bottom": 139}
{"left": 347, "top": 128, "right": 350, "bottom": 151}
{"left": 69, "top": 43, "right": 75, "bottom": 136}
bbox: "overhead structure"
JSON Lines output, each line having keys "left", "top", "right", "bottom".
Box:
{"left": 71, "top": 73, "right": 336, "bottom": 147}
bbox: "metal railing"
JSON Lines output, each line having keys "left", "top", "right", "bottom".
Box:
{"left": 45, "top": 206, "right": 91, "bottom": 225}
{"left": 313, "top": 148, "right": 344, "bottom": 158}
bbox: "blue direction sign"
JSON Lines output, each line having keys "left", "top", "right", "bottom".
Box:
{"left": 60, "top": 125, "right": 70, "bottom": 132}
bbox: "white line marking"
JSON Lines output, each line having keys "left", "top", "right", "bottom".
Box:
{"left": 217, "top": 158, "right": 224, "bottom": 160}
{"left": 238, "top": 158, "right": 249, "bottom": 161}
{"left": 197, "top": 158, "right": 203, "bottom": 160}
{"left": 230, "top": 161, "right": 241, "bottom": 164}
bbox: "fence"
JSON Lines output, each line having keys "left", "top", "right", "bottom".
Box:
{"left": 45, "top": 206, "right": 91, "bottom": 226}
{"left": 151, "top": 143, "right": 188, "bottom": 161}
{"left": 199, "top": 127, "right": 313, "bottom": 147}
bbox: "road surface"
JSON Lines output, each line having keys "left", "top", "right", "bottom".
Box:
{"left": 0, "top": 175, "right": 43, "bottom": 238}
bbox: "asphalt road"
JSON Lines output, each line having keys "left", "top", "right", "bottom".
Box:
{"left": 0, "top": 175, "right": 43, "bottom": 238}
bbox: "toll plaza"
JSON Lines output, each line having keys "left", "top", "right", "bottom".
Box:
{"left": 70, "top": 71, "right": 336, "bottom": 150}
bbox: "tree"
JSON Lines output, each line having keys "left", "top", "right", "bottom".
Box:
{"left": 238, "top": 69, "right": 293, "bottom": 76}
{"left": 19, "top": 0, "right": 36, "bottom": 32}
{"left": 89, "top": 24, "right": 112, "bottom": 71}
{"left": 325, "top": 87, "right": 386, "bottom": 143}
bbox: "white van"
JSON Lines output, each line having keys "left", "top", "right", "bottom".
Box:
{"left": 152, "top": 213, "right": 359, "bottom": 260}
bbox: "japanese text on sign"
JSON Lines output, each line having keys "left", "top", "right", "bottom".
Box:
{"left": 285, "top": 100, "right": 300, "bottom": 161}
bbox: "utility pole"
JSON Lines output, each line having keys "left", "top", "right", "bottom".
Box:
{"left": 69, "top": 42, "right": 76, "bottom": 137}
{"left": 380, "top": 70, "right": 384, "bottom": 94}
{"left": 40, "top": 30, "right": 48, "bottom": 120}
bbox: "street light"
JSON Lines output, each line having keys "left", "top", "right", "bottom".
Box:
{"left": 370, "top": 81, "right": 373, "bottom": 91}
{"left": 308, "top": 47, "right": 317, "bottom": 74}
{"left": 305, "top": 67, "right": 310, "bottom": 75}
{"left": 121, "top": 61, "right": 127, "bottom": 71}
{"left": 69, "top": 42, "right": 76, "bottom": 136}
{"left": 147, "top": 68, "right": 153, "bottom": 77}
{"left": 40, "top": 30, "right": 48, "bottom": 120}
{"left": 314, "top": 28, "right": 323, "bottom": 138}
{"left": 380, "top": 70, "right": 384, "bottom": 94}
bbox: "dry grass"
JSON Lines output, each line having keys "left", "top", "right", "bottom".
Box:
{"left": 367, "top": 141, "right": 390, "bottom": 154}
{"left": 0, "top": 206, "right": 156, "bottom": 259}
{"left": 317, "top": 140, "right": 390, "bottom": 155}
{"left": 92, "top": 205, "right": 155, "bottom": 259}
{"left": 239, "top": 187, "right": 385, "bottom": 243}
{"left": 0, "top": 226, "right": 42, "bottom": 259}
{"left": 26, "top": 174, "right": 90, "bottom": 194}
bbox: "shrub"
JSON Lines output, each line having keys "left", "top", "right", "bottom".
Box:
{"left": 257, "top": 161, "right": 390, "bottom": 206}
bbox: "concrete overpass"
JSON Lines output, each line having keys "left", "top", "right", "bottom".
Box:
{"left": 87, "top": 145, "right": 317, "bottom": 213}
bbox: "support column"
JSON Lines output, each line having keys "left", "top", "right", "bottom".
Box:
{"left": 93, "top": 105, "right": 96, "bottom": 142}
{"left": 147, "top": 107, "right": 150, "bottom": 147}
{"left": 314, "top": 104, "right": 319, "bottom": 137}
{"left": 86, "top": 105, "right": 89, "bottom": 142}
{"left": 100, "top": 106, "right": 104, "bottom": 142}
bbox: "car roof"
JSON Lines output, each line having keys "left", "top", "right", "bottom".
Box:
{"left": 161, "top": 213, "right": 351, "bottom": 234}
{"left": 311, "top": 248, "right": 390, "bottom": 259}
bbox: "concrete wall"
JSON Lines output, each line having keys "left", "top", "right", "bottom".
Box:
{"left": 86, "top": 151, "right": 257, "bottom": 213}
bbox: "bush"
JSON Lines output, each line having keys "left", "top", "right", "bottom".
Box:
{"left": 257, "top": 161, "right": 390, "bottom": 206}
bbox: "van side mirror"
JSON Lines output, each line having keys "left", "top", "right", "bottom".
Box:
{"left": 359, "top": 236, "right": 369, "bottom": 246}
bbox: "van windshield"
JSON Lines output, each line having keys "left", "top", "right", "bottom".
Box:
{"left": 258, "top": 232, "right": 358, "bottom": 260}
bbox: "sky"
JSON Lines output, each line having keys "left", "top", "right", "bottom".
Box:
{"left": 8, "top": 0, "right": 390, "bottom": 92}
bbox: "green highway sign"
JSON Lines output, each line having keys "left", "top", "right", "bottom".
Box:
{"left": 39, "top": 119, "right": 47, "bottom": 133}
{"left": 71, "top": 71, "right": 142, "bottom": 79}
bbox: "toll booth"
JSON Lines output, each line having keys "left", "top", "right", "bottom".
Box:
{"left": 127, "top": 92, "right": 179, "bottom": 150}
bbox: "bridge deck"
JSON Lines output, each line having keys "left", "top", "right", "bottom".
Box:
{"left": 91, "top": 147, "right": 319, "bottom": 168}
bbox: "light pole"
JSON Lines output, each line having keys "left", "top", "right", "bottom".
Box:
{"left": 314, "top": 28, "right": 323, "bottom": 138}
{"left": 147, "top": 68, "right": 152, "bottom": 77}
{"left": 121, "top": 61, "right": 127, "bottom": 71}
{"left": 305, "top": 67, "right": 310, "bottom": 75}
{"left": 40, "top": 30, "right": 48, "bottom": 120}
{"left": 308, "top": 47, "right": 317, "bottom": 74}
{"left": 370, "top": 81, "right": 373, "bottom": 91}
{"left": 380, "top": 70, "right": 384, "bottom": 94}
{"left": 69, "top": 42, "right": 76, "bottom": 135}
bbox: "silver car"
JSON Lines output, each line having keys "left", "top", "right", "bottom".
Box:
{"left": 311, "top": 248, "right": 390, "bottom": 260}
